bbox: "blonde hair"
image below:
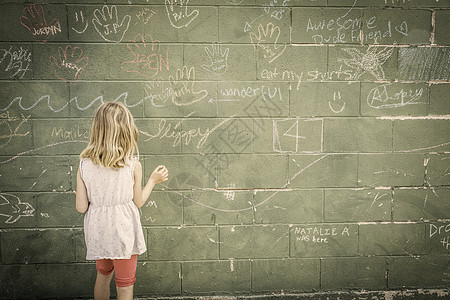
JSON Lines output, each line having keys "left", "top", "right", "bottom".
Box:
{"left": 80, "top": 102, "right": 139, "bottom": 169}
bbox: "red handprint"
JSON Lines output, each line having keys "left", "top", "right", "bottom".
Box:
{"left": 20, "top": 4, "right": 61, "bottom": 43}
{"left": 49, "top": 45, "right": 88, "bottom": 83}
{"left": 121, "top": 33, "right": 169, "bottom": 79}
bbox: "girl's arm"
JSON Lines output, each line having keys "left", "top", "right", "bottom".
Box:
{"left": 75, "top": 168, "right": 89, "bottom": 213}
{"left": 133, "top": 161, "right": 168, "bottom": 209}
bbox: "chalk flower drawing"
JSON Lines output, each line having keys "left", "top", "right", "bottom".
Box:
{"left": 250, "top": 22, "right": 287, "bottom": 64}
{"left": 92, "top": 5, "right": 131, "bottom": 43}
{"left": 49, "top": 45, "right": 89, "bottom": 83}
{"left": 165, "top": 0, "right": 199, "bottom": 29}
{"left": 201, "top": 43, "right": 229, "bottom": 75}
{"left": 339, "top": 46, "right": 393, "bottom": 80}
{"left": 0, "top": 193, "right": 35, "bottom": 224}
{"left": 20, "top": 4, "right": 61, "bottom": 43}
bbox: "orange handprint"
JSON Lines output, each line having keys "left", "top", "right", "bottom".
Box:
{"left": 121, "top": 34, "right": 169, "bottom": 79}
{"left": 19, "top": 4, "right": 61, "bottom": 43}
{"left": 249, "top": 22, "right": 287, "bottom": 64}
{"left": 49, "top": 45, "right": 88, "bottom": 83}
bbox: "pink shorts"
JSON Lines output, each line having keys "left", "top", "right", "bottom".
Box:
{"left": 96, "top": 255, "right": 137, "bottom": 287}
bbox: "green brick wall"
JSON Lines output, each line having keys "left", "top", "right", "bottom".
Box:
{"left": 0, "top": 0, "right": 449, "bottom": 298}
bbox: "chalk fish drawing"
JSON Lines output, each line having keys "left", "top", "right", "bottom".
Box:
{"left": 0, "top": 193, "right": 35, "bottom": 224}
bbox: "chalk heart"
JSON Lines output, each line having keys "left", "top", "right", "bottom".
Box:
{"left": 395, "top": 21, "right": 408, "bottom": 36}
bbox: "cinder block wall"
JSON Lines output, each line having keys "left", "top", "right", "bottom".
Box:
{"left": 0, "top": 0, "right": 449, "bottom": 298}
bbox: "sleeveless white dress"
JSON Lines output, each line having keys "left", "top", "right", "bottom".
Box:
{"left": 80, "top": 158, "right": 146, "bottom": 260}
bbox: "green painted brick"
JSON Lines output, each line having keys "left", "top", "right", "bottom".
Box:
{"left": 324, "top": 188, "right": 391, "bottom": 222}
{"left": 0, "top": 264, "right": 38, "bottom": 298}
{"left": 359, "top": 223, "right": 426, "bottom": 255}
{"left": 36, "top": 192, "right": 83, "bottom": 227}
{"left": 362, "top": 9, "right": 431, "bottom": 45}
{"left": 140, "top": 191, "right": 183, "bottom": 226}
{"left": 255, "top": 118, "right": 323, "bottom": 153}
{"left": 357, "top": 153, "right": 425, "bottom": 187}
{"left": 427, "top": 222, "right": 450, "bottom": 254}
{"left": 387, "top": 255, "right": 450, "bottom": 288}
{"left": 216, "top": 81, "right": 289, "bottom": 118}
{"left": 73, "top": 228, "right": 86, "bottom": 262}
{"left": 145, "top": 155, "right": 216, "bottom": 190}
{"left": 217, "top": 154, "right": 288, "bottom": 189}
{"left": 393, "top": 120, "right": 450, "bottom": 153}
{"left": 219, "top": 7, "right": 290, "bottom": 44}
{"left": 0, "top": 192, "right": 37, "bottom": 229}
{"left": 220, "top": 225, "right": 289, "bottom": 259}
{"left": 182, "top": 190, "right": 254, "bottom": 225}
{"left": 426, "top": 154, "right": 450, "bottom": 186}
{"left": 32, "top": 119, "right": 90, "bottom": 155}
{"left": 393, "top": 188, "right": 450, "bottom": 221}
{"left": 290, "top": 224, "right": 358, "bottom": 257}
{"left": 324, "top": 118, "right": 393, "bottom": 152}
{"left": 135, "top": 261, "right": 181, "bottom": 296}
{"left": 398, "top": 47, "right": 450, "bottom": 81}
{"left": 361, "top": 82, "right": 428, "bottom": 116}
{"left": 251, "top": 258, "right": 320, "bottom": 292}
{"left": 0, "top": 156, "right": 72, "bottom": 192}
{"left": 290, "top": 82, "right": 360, "bottom": 117}
{"left": 430, "top": 83, "right": 450, "bottom": 115}
{"left": 289, "top": 154, "right": 358, "bottom": 188}
{"left": 435, "top": 10, "right": 450, "bottom": 45}
{"left": 328, "top": 45, "right": 398, "bottom": 82}
{"left": 185, "top": 44, "right": 257, "bottom": 81}
{"left": 1, "top": 229, "right": 75, "bottom": 263}
{"left": 68, "top": 5, "right": 144, "bottom": 43}
{"left": 182, "top": 260, "right": 251, "bottom": 295}
{"left": 0, "top": 81, "right": 70, "bottom": 118}
{"left": 292, "top": 8, "right": 362, "bottom": 44}
{"left": 253, "top": 189, "right": 323, "bottom": 224}
{"left": 147, "top": 226, "right": 219, "bottom": 260}
{"left": 321, "top": 257, "right": 387, "bottom": 290}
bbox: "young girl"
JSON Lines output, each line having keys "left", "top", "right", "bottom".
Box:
{"left": 75, "top": 102, "right": 168, "bottom": 300}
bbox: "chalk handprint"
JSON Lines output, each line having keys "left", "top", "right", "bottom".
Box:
{"left": 49, "top": 45, "right": 88, "bottom": 83}
{"left": 165, "top": 0, "right": 199, "bottom": 29}
{"left": 169, "top": 66, "right": 207, "bottom": 106}
{"left": 121, "top": 34, "right": 169, "bottom": 79}
{"left": 249, "top": 22, "right": 286, "bottom": 64}
{"left": 201, "top": 43, "right": 229, "bottom": 75}
{"left": 92, "top": 5, "right": 131, "bottom": 42}
{"left": 20, "top": 4, "right": 61, "bottom": 43}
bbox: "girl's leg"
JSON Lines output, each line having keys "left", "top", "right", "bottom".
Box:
{"left": 94, "top": 271, "right": 113, "bottom": 300}
{"left": 113, "top": 255, "right": 138, "bottom": 300}
{"left": 95, "top": 259, "right": 115, "bottom": 300}
{"left": 116, "top": 285, "right": 133, "bottom": 300}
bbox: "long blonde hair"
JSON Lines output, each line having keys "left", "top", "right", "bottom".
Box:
{"left": 80, "top": 102, "right": 139, "bottom": 169}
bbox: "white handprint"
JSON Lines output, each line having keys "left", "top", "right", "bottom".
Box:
{"left": 201, "top": 43, "right": 229, "bottom": 74}
{"left": 165, "top": 0, "right": 199, "bottom": 29}
{"left": 92, "top": 5, "right": 131, "bottom": 42}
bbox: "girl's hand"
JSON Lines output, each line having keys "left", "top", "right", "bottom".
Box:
{"left": 149, "top": 165, "right": 168, "bottom": 185}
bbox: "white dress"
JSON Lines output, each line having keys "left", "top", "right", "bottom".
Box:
{"left": 80, "top": 158, "right": 147, "bottom": 260}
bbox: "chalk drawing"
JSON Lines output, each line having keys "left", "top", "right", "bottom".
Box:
{"left": 366, "top": 83, "right": 425, "bottom": 109}
{"left": 168, "top": 66, "right": 208, "bottom": 106}
{"left": 430, "top": 223, "right": 450, "bottom": 250}
{"left": 0, "top": 112, "right": 30, "bottom": 150}
{"left": 399, "top": 47, "right": 450, "bottom": 81}
{"left": 136, "top": 7, "right": 157, "bottom": 25}
{"left": 294, "top": 226, "right": 350, "bottom": 244}
{"left": 339, "top": 46, "right": 394, "bottom": 80}
{"left": 273, "top": 119, "right": 322, "bottom": 153}
{"left": 20, "top": 4, "right": 61, "bottom": 43}
{"left": 329, "top": 91, "right": 346, "bottom": 113}
{"left": 165, "top": 0, "right": 199, "bottom": 29}
{"left": 250, "top": 22, "right": 286, "bottom": 64}
{"left": 0, "top": 45, "right": 32, "bottom": 79}
{"left": 49, "top": 45, "right": 89, "bottom": 83}
{"left": 92, "top": 5, "right": 131, "bottom": 43}
{"left": 121, "top": 33, "right": 169, "bottom": 79}
{"left": 144, "top": 80, "right": 171, "bottom": 108}
{"left": 201, "top": 43, "right": 229, "bottom": 75}
{"left": 71, "top": 10, "right": 89, "bottom": 34}
{"left": 0, "top": 193, "right": 35, "bottom": 224}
